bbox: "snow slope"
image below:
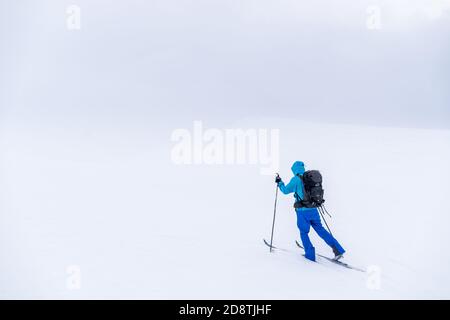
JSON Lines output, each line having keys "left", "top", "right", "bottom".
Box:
{"left": 1, "top": 118, "right": 449, "bottom": 299}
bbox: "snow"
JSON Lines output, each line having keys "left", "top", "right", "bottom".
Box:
{"left": 1, "top": 119, "right": 449, "bottom": 299}
{"left": 2, "top": 0, "right": 449, "bottom": 299}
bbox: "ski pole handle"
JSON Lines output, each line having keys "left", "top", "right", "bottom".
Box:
{"left": 275, "top": 173, "right": 281, "bottom": 184}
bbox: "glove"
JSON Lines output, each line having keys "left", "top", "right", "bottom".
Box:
{"left": 275, "top": 175, "right": 282, "bottom": 184}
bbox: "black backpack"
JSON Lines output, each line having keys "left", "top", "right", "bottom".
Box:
{"left": 295, "top": 170, "right": 324, "bottom": 208}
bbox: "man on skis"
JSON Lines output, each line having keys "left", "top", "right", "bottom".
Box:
{"left": 276, "top": 161, "right": 346, "bottom": 262}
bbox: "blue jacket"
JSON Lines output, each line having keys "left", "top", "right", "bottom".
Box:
{"left": 278, "top": 161, "right": 310, "bottom": 210}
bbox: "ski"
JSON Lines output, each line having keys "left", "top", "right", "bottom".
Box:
{"left": 263, "top": 239, "right": 289, "bottom": 252}
{"left": 295, "top": 241, "right": 365, "bottom": 272}
{"left": 263, "top": 239, "right": 276, "bottom": 249}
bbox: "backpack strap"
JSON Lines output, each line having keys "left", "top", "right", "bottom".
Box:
{"left": 295, "top": 174, "right": 305, "bottom": 203}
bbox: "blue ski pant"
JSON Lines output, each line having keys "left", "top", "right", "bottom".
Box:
{"left": 296, "top": 208, "right": 345, "bottom": 261}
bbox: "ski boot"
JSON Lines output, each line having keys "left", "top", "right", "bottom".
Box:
{"left": 332, "top": 246, "right": 344, "bottom": 261}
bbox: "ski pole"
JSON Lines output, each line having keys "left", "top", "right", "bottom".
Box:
{"left": 269, "top": 174, "right": 279, "bottom": 252}
{"left": 318, "top": 206, "right": 333, "bottom": 236}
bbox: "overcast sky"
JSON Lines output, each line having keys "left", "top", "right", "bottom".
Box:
{"left": 1, "top": 0, "right": 449, "bottom": 129}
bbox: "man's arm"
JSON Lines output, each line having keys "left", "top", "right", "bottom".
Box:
{"left": 278, "top": 177, "right": 298, "bottom": 195}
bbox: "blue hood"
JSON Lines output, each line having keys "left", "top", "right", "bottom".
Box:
{"left": 291, "top": 161, "right": 305, "bottom": 175}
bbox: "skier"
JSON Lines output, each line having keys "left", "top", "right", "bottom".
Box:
{"left": 275, "top": 161, "right": 345, "bottom": 262}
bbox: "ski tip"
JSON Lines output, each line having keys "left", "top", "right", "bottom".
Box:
{"left": 263, "top": 239, "right": 278, "bottom": 251}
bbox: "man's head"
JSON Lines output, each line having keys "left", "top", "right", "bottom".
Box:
{"left": 291, "top": 161, "right": 305, "bottom": 175}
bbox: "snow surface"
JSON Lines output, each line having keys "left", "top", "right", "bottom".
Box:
{"left": 1, "top": 118, "right": 449, "bottom": 299}
{"left": 2, "top": 0, "right": 449, "bottom": 299}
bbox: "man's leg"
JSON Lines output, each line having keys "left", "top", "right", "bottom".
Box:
{"left": 310, "top": 210, "right": 345, "bottom": 255}
{"left": 296, "top": 210, "right": 315, "bottom": 261}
